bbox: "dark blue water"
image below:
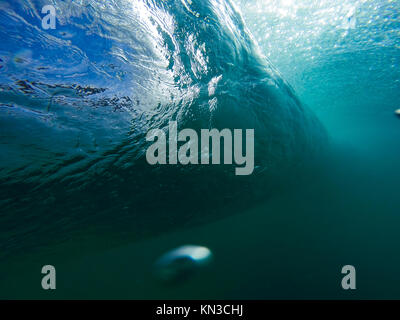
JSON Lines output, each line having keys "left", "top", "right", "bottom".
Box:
{"left": 0, "top": 0, "right": 399, "bottom": 299}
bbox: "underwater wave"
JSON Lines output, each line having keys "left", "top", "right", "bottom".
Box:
{"left": 0, "top": 0, "right": 327, "bottom": 259}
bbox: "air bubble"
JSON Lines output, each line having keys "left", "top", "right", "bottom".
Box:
{"left": 154, "top": 245, "right": 213, "bottom": 283}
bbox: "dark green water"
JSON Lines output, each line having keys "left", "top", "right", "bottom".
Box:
{"left": 2, "top": 141, "right": 400, "bottom": 299}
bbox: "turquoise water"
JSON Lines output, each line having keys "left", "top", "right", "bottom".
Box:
{"left": 0, "top": 0, "right": 400, "bottom": 299}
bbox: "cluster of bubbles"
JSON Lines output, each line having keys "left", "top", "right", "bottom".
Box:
{"left": 235, "top": 0, "right": 400, "bottom": 118}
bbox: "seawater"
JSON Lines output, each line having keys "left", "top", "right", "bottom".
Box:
{"left": 0, "top": 0, "right": 400, "bottom": 299}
